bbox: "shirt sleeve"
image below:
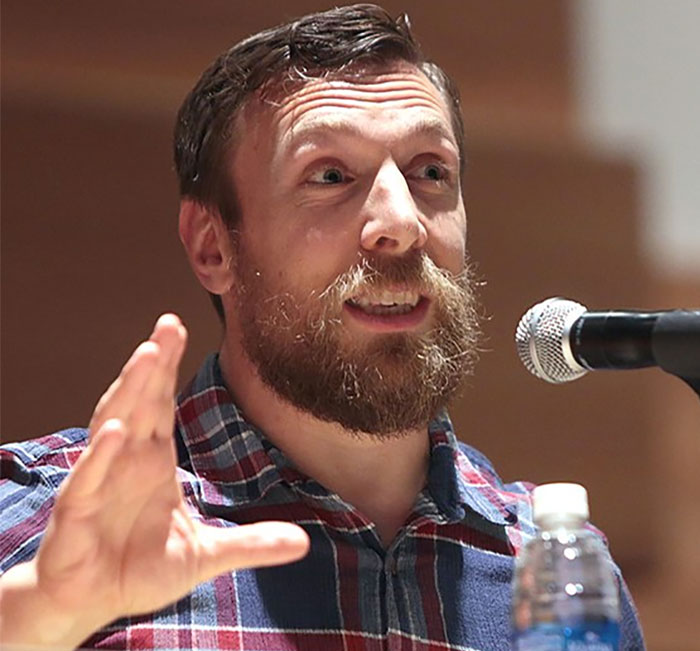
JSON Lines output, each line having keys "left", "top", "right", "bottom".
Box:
{"left": 0, "top": 429, "right": 87, "bottom": 573}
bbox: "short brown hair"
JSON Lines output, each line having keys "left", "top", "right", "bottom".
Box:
{"left": 174, "top": 3, "right": 465, "bottom": 321}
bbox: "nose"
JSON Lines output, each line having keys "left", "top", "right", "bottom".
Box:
{"left": 360, "top": 162, "right": 428, "bottom": 255}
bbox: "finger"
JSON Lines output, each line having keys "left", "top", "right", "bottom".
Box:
{"left": 129, "top": 316, "right": 185, "bottom": 439}
{"left": 155, "top": 324, "right": 187, "bottom": 439}
{"left": 195, "top": 521, "right": 310, "bottom": 583}
{"left": 151, "top": 314, "right": 188, "bottom": 399}
{"left": 58, "top": 419, "right": 126, "bottom": 502}
{"left": 89, "top": 341, "right": 159, "bottom": 439}
{"left": 90, "top": 314, "right": 182, "bottom": 437}
{"left": 152, "top": 318, "right": 188, "bottom": 439}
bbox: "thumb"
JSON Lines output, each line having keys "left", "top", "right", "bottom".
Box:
{"left": 195, "top": 521, "right": 310, "bottom": 582}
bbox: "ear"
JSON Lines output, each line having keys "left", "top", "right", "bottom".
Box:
{"left": 178, "top": 199, "right": 235, "bottom": 295}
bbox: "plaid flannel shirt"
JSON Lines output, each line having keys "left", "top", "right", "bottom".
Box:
{"left": 0, "top": 354, "right": 644, "bottom": 650}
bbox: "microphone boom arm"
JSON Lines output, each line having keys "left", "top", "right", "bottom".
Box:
{"left": 653, "top": 310, "right": 700, "bottom": 400}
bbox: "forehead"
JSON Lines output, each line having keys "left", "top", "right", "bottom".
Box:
{"left": 238, "top": 65, "right": 457, "bottom": 153}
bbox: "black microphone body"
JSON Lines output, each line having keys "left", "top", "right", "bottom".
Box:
{"left": 572, "top": 310, "right": 663, "bottom": 370}
{"left": 572, "top": 309, "right": 700, "bottom": 377}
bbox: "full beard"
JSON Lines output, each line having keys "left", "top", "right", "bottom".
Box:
{"left": 233, "top": 251, "right": 481, "bottom": 437}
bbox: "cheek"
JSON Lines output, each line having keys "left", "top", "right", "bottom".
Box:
{"left": 428, "top": 219, "right": 467, "bottom": 274}
{"left": 278, "top": 226, "right": 359, "bottom": 289}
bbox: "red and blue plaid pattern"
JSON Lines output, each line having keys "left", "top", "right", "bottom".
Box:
{"left": 0, "top": 354, "right": 644, "bottom": 650}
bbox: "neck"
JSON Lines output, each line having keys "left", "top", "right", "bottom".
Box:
{"left": 219, "top": 337, "right": 431, "bottom": 546}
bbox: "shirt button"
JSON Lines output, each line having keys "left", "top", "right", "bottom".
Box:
{"left": 387, "top": 556, "right": 398, "bottom": 575}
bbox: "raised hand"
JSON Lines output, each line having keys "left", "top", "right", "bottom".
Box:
{"left": 0, "top": 315, "right": 309, "bottom": 650}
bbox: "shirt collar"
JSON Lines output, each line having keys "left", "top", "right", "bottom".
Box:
{"left": 174, "top": 354, "right": 287, "bottom": 509}
{"left": 175, "top": 354, "right": 518, "bottom": 527}
{"left": 425, "top": 411, "right": 517, "bottom": 527}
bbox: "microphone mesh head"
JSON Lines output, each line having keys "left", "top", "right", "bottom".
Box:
{"left": 515, "top": 298, "right": 588, "bottom": 383}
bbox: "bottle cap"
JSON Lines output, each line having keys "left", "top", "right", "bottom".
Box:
{"left": 533, "top": 482, "right": 589, "bottom": 524}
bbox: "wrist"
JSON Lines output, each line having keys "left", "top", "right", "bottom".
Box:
{"left": 0, "top": 560, "right": 105, "bottom": 650}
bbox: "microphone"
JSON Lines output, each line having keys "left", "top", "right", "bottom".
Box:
{"left": 515, "top": 297, "right": 700, "bottom": 384}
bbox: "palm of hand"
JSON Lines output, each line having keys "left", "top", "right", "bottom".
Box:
{"left": 30, "top": 315, "right": 308, "bottom": 637}
{"left": 36, "top": 431, "right": 203, "bottom": 619}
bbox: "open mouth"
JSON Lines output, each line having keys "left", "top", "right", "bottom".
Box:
{"left": 343, "top": 289, "right": 429, "bottom": 331}
{"left": 347, "top": 290, "right": 422, "bottom": 315}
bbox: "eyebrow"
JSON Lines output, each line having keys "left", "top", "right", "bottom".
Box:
{"left": 286, "top": 116, "right": 458, "bottom": 152}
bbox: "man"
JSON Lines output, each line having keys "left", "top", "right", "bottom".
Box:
{"left": 0, "top": 5, "right": 644, "bottom": 649}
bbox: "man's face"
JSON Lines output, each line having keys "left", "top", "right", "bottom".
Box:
{"left": 225, "top": 64, "right": 480, "bottom": 435}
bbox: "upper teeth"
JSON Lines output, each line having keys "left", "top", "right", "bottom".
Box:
{"left": 352, "top": 290, "right": 421, "bottom": 307}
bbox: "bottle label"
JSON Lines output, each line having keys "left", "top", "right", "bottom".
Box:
{"left": 514, "top": 619, "right": 619, "bottom": 650}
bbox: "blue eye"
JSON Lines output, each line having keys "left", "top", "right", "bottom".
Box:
{"left": 421, "top": 163, "right": 446, "bottom": 181}
{"left": 309, "top": 166, "right": 346, "bottom": 184}
{"left": 323, "top": 168, "right": 344, "bottom": 183}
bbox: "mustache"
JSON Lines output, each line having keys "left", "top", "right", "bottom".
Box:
{"left": 319, "top": 252, "right": 468, "bottom": 304}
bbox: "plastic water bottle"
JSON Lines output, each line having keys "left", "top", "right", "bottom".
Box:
{"left": 512, "top": 483, "right": 620, "bottom": 650}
